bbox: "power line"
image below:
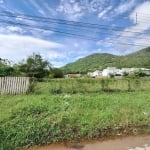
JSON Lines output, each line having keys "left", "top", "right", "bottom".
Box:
{"left": 1, "top": 11, "right": 150, "bottom": 42}
{"left": 0, "top": 19, "right": 149, "bottom": 47}
{"left": 0, "top": 11, "right": 149, "bottom": 47}
{"left": 133, "top": 12, "right": 150, "bottom": 24}
{"left": 0, "top": 11, "right": 150, "bottom": 35}
{"left": 136, "top": 12, "right": 150, "bottom": 17}
{"left": 0, "top": 19, "right": 99, "bottom": 41}
{"left": 2, "top": 12, "right": 150, "bottom": 42}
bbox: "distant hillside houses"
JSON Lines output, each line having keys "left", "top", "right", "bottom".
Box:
{"left": 87, "top": 67, "right": 150, "bottom": 78}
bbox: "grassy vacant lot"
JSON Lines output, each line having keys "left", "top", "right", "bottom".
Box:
{"left": 0, "top": 78, "right": 150, "bottom": 150}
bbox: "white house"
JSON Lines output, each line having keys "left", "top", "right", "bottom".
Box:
{"left": 140, "top": 68, "right": 150, "bottom": 75}
{"left": 87, "top": 70, "right": 102, "bottom": 77}
{"left": 102, "top": 67, "right": 121, "bottom": 77}
{"left": 64, "top": 74, "right": 81, "bottom": 78}
{"left": 88, "top": 67, "right": 150, "bottom": 78}
{"left": 121, "top": 68, "right": 135, "bottom": 74}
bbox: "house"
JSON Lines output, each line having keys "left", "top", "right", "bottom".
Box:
{"left": 87, "top": 70, "right": 102, "bottom": 78}
{"left": 121, "top": 68, "right": 137, "bottom": 74}
{"left": 140, "top": 68, "right": 150, "bottom": 75}
{"left": 64, "top": 74, "right": 81, "bottom": 78}
{"left": 102, "top": 67, "right": 121, "bottom": 77}
{"left": 88, "top": 67, "right": 150, "bottom": 78}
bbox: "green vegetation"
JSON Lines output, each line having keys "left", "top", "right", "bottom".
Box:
{"left": 0, "top": 54, "right": 52, "bottom": 80}
{"left": 18, "top": 54, "right": 51, "bottom": 78}
{"left": 0, "top": 78, "right": 150, "bottom": 150}
{"left": 62, "top": 53, "right": 119, "bottom": 73}
{"left": 0, "top": 46, "right": 150, "bottom": 150}
{"left": 62, "top": 47, "right": 150, "bottom": 73}
{"left": 41, "top": 78, "right": 150, "bottom": 94}
{"left": 50, "top": 68, "right": 64, "bottom": 78}
{"left": 0, "top": 58, "right": 16, "bottom": 77}
{"left": 1, "top": 47, "right": 150, "bottom": 77}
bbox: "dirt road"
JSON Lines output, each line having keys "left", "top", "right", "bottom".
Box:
{"left": 27, "top": 135, "right": 150, "bottom": 150}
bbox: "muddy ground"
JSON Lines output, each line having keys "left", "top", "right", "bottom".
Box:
{"left": 27, "top": 135, "right": 150, "bottom": 150}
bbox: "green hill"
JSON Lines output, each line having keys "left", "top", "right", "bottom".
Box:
{"left": 62, "top": 47, "right": 150, "bottom": 73}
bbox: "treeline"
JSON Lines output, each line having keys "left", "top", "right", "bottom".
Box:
{"left": 0, "top": 54, "right": 63, "bottom": 79}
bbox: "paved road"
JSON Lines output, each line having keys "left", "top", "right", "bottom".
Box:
{"left": 28, "top": 135, "right": 150, "bottom": 150}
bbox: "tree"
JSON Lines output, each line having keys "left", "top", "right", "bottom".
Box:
{"left": 109, "top": 73, "right": 115, "bottom": 78}
{"left": 0, "top": 58, "right": 16, "bottom": 76}
{"left": 0, "top": 58, "right": 9, "bottom": 67}
{"left": 123, "top": 72, "right": 129, "bottom": 77}
{"left": 133, "top": 70, "right": 146, "bottom": 77}
{"left": 51, "top": 68, "right": 63, "bottom": 78}
{"left": 19, "top": 54, "right": 51, "bottom": 79}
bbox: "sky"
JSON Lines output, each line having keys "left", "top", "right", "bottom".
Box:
{"left": 0, "top": 0, "right": 150, "bottom": 67}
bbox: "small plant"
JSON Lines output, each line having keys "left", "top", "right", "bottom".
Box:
{"left": 109, "top": 73, "right": 115, "bottom": 78}
{"left": 127, "top": 79, "right": 131, "bottom": 91}
{"left": 100, "top": 78, "right": 110, "bottom": 92}
{"left": 134, "top": 79, "right": 141, "bottom": 89}
{"left": 123, "top": 72, "right": 129, "bottom": 77}
{"left": 50, "top": 87, "right": 62, "bottom": 94}
{"left": 27, "top": 80, "right": 36, "bottom": 93}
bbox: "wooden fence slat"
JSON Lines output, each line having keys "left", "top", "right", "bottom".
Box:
{"left": 0, "top": 77, "right": 30, "bottom": 95}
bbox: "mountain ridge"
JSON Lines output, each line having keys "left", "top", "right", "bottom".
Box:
{"left": 62, "top": 47, "right": 150, "bottom": 73}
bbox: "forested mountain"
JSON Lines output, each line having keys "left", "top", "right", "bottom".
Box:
{"left": 62, "top": 47, "right": 150, "bottom": 73}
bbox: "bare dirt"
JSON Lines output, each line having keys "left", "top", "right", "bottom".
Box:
{"left": 27, "top": 135, "right": 150, "bottom": 150}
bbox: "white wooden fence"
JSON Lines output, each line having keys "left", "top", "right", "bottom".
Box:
{"left": 0, "top": 77, "right": 30, "bottom": 94}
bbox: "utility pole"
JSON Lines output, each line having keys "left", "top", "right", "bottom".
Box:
{"left": 136, "top": 12, "right": 137, "bottom": 24}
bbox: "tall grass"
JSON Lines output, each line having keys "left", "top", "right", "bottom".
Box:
{"left": 36, "top": 78, "right": 150, "bottom": 94}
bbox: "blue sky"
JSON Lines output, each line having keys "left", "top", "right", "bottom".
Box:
{"left": 0, "top": 0, "right": 150, "bottom": 67}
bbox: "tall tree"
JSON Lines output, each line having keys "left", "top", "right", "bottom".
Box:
{"left": 19, "top": 54, "right": 51, "bottom": 78}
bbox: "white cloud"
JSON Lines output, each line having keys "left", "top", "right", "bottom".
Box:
{"left": 0, "top": 0, "right": 3, "bottom": 4}
{"left": 133, "top": 34, "right": 150, "bottom": 46}
{"left": 50, "top": 60, "right": 66, "bottom": 68}
{"left": 129, "top": 1, "right": 150, "bottom": 32}
{"left": 6, "top": 26, "right": 23, "bottom": 33}
{"left": 110, "top": 1, "right": 150, "bottom": 55}
{"left": 89, "top": 0, "right": 107, "bottom": 12}
{"left": 98, "top": 6, "right": 112, "bottom": 18}
{"left": 73, "top": 42, "right": 79, "bottom": 48}
{"left": 57, "top": 0, "right": 113, "bottom": 20}
{"left": 56, "top": 0, "right": 139, "bottom": 21}
{"left": 115, "top": 0, "right": 136, "bottom": 15}
{"left": 42, "top": 2, "right": 57, "bottom": 17}
{"left": 27, "top": 0, "right": 46, "bottom": 16}
{"left": 119, "top": 1, "right": 150, "bottom": 40}
{"left": 47, "top": 52, "right": 66, "bottom": 59}
{"left": 22, "top": 0, "right": 57, "bottom": 18}
{"left": 57, "top": 0, "right": 85, "bottom": 20}
{"left": 0, "top": 34, "right": 63, "bottom": 63}
{"left": 0, "top": 26, "right": 24, "bottom": 34}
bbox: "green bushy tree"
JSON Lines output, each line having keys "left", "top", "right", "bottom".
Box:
{"left": 0, "top": 58, "right": 16, "bottom": 76}
{"left": 51, "top": 68, "right": 63, "bottom": 78}
{"left": 18, "top": 54, "right": 51, "bottom": 79}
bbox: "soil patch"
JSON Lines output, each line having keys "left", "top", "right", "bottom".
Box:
{"left": 27, "top": 135, "right": 150, "bottom": 150}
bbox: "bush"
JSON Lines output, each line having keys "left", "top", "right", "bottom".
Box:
{"left": 51, "top": 68, "right": 63, "bottom": 78}
{"left": 101, "top": 78, "right": 110, "bottom": 91}
{"left": 27, "top": 79, "right": 36, "bottom": 93}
